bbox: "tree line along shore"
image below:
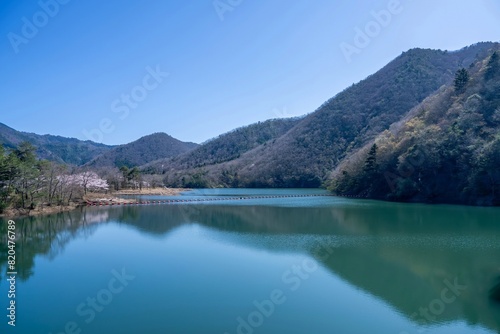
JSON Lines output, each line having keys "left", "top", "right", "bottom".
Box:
{"left": 0, "top": 142, "right": 186, "bottom": 218}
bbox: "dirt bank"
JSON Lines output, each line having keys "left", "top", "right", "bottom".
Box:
{"left": 0, "top": 188, "right": 188, "bottom": 218}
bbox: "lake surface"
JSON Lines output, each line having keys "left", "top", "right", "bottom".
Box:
{"left": 1, "top": 189, "right": 500, "bottom": 334}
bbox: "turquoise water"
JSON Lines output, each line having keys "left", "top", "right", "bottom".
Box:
{"left": 1, "top": 189, "right": 500, "bottom": 334}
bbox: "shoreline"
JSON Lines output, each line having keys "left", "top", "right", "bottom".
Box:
{"left": 3, "top": 187, "right": 495, "bottom": 219}
{"left": 112, "top": 187, "right": 190, "bottom": 196}
{"left": 0, "top": 204, "right": 81, "bottom": 219}
{"left": 0, "top": 188, "right": 188, "bottom": 219}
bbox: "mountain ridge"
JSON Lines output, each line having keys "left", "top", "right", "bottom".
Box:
{"left": 146, "top": 42, "right": 498, "bottom": 188}
{"left": 0, "top": 122, "right": 199, "bottom": 167}
{"left": 328, "top": 44, "right": 500, "bottom": 205}
{"left": 0, "top": 122, "right": 113, "bottom": 165}
{"left": 85, "top": 132, "right": 199, "bottom": 168}
{"left": 2, "top": 41, "right": 499, "bottom": 206}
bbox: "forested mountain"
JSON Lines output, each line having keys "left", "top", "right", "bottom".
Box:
{"left": 143, "top": 118, "right": 301, "bottom": 186}
{"left": 2, "top": 42, "right": 499, "bottom": 205}
{"left": 225, "top": 43, "right": 496, "bottom": 187}
{"left": 148, "top": 42, "right": 497, "bottom": 188}
{"left": 86, "top": 133, "right": 198, "bottom": 168}
{"left": 328, "top": 47, "right": 500, "bottom": 205}
{"left": 0, "top": 123, "right": 198, "bottom": 169}
{"left": 0, "top": 122, "right": 112, "bottom": 165}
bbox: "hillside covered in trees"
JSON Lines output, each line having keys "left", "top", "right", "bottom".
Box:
{"left": 143, "top": 118, "right": 301, "bottom": 187}
{"left": 328, "top": 48, "right": 500, "bottom": 206}
{"left": 86, "top": 132, "right": 198, "bottom": 168}
{"left": 0, "top": 123, "right": 199, "bottom": 169}
{"left": 142, "top": 42, "right": 498, "bottom": 191}
{"left": 2, "top": 42, "right": 499, "bottom": 207}
{"left": 0, "top": 122, "right": 112, "bottom": 165}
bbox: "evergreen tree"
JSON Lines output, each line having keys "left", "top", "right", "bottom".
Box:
{"left": 119, "top": 166, "right": 129, "bottom": 188}
{"left": 363, "top": 144, "right": 378, "bottom": 175}
{"left": 129, "top": 167, "right": 141, "bottom": 189}
{"left": 0, "top": 146, "right": 9, "bottom": 212}
{"left": 454, "top": 68, "right": 469, "bottom": 93}
{"left": 14, "top": 142, "right": 37, "bottom": 163}
{"left": 8, "top": 142, "right": 41, "bottom": 209}
{"left": 485, "top": 51, "right": 499, "bottom": 80}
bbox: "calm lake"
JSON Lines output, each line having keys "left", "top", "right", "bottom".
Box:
{"left": 1, "top": 189, "right": 500, "bottom": 334}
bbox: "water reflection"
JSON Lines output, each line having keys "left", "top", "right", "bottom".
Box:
{"left": 1, "top": 198, "right": 500, "bottom": 332}
{"left": 0, "top": 208, "right": 108, "bottom": 282}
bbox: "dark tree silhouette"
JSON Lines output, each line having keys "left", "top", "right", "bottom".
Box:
{"left": 454, "top": 68, "right": 469, "bottom": 93}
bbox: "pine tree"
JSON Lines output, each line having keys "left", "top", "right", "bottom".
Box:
{"left": 454, "top": 68, "right": 469, "bottom": 94}
{"left": 14, "top": 141, "right": 37, "bottom": 163}
{"left": 363, "top": 144, "right": 378, "bottom": 175}
{"left": 485, "top": 51, "right": 499, "bottom": 80}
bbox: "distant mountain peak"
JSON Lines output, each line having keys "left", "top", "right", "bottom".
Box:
{"left": 85, "top": 132, "right": 198, "bottom": 168}
{"left": 0, "top": 123, "right": 198, "bottom": 167}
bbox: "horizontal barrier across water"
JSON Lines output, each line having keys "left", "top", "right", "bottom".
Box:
{"left": 85, "top": 193, "right": 366, "bottom": 207}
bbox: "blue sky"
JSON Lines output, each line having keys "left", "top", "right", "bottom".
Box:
{"left": 1, "top": 0, "right": 499, "bottom": 145}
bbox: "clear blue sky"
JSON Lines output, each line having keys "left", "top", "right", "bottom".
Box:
{"left": 1, "top": 0, "right": 499, "bottom": 145}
